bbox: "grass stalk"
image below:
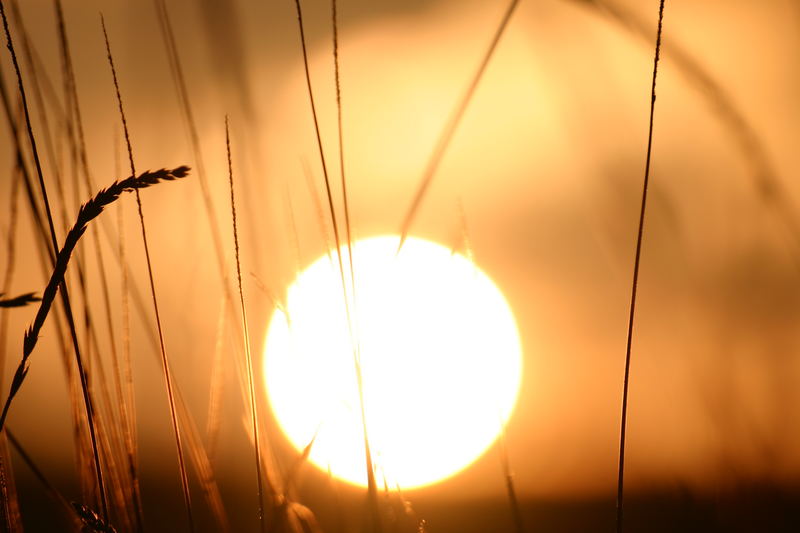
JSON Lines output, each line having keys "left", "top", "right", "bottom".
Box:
{"left": 0, "top": 166, "right": 190, "bottom": 431}
{"left": 498, "top": 427, "right": 524, "bottom": 533}
{"left": 616, "top": 2, "right": 665, "bottom": 532}
{"left": 173, "top": 386, "right": 231, "bottom": 532}
{"left": 115, "top": 149, "right": 144, "bottom": 531}
{"left": 0, "top": 82, "right": 95, "bottom": 521}
{"left": 580, "top": 0, "right": 800, "bottom": 263}
{"left": 331, "top": 0, "right": 356, "bottom": 305}
{"left": 204, "top": 297, "right": 227, "bottom": 460}
{"left": 0, "top": 66, "right": 54, "bottom": 267}
{"left": 151, "top": 0, "right": 249, "bottom": 348}
{"left": 328, "top": 6, "right": 381, "bottom": 529}
{"left": 396, "top": 0, "right": 520, "bottom": 252}
{"left": 100, "top": 15, "right": 195, "bottom": 531}
{"left": 149, "top": 4, "right": 274, "bottom": 511}
{"left": 12, "top": 9, "right": 122, "bottom": 474}
{"left": 0, "top": 434, "right": 22, "bottom": 532}
{"left": 0, "top": 293, "right": 40, "bottom": 308}
{"left": 7, "top": 0, "right": 66, "bottom": 229}
{"left": 0, "top": 162, "right": 22, "bottom": 530}
{"left": 6, "top": 429, "right": 77, "bottom": 527}
{"left": 301, "top": 158, "right": 334, "bottom": 264}
{"left": 291, "top": 2, "right": 380, "bottom": 530}
{"left": 51, "top": 8, "right": 136, "bottom": 512}
{"left": 0, "top": 169, "right": 23, "bottom": 533}
{"left": 225, "top": 117, "right": 267, "bottom": 532}
{"left": 0, "top": 0, "right": 109, "bottom": 519}
{"left": 0, "top": 168, "right": 22, "bottom": 368}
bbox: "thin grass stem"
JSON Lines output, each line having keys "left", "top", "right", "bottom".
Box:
{"left": 331, "top": 0, "right": 356, "bottom": 306}
{"left": 204, "top": 298, "right": 227, "bottom": 460}
{"left": 396, "top": 0, "right": 520, "bottom": 253}
{"left": 49, "top": 11, "right": 138, "bottom": 521}
{"left": 0, "top": 169, "right": 23, "bottom": 533}
{"left": 225, "top": 116, "right": 267, "bottom": 532}
{"left": 616, "top": 2, "right": 665, "bottom": 532}
{"left": 100, "top": 16, "right": 195, "bottom": 532}
{"left": 0, "top": 0, "right": 108, "bottom": 519}
{"left": 0, "top": 167, "right": 191, "bottom": 429}
{"left": 291, "top": 3, "right": 380, "bottom": 530}
{"left": 6, "top": 429, "right": 77, "bottom": 525}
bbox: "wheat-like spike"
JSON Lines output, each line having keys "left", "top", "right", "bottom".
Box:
{"left": 0, "top": 167, "right": 190, "bottom": 432}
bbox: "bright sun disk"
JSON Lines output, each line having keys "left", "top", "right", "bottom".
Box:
{"left": 263, "top": 235, "right": 522, "bottom": 490}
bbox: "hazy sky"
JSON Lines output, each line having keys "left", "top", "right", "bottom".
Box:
{"left": 1, "top": 1, "right": 799, "bottom": 529}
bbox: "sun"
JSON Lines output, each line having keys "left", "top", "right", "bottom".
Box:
{"left": 263, "top": 235, "right": 522, "bottom": 490}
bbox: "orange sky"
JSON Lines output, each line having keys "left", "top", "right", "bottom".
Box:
{"left": 1, "top": 0, "right": 799, "bottom": 518}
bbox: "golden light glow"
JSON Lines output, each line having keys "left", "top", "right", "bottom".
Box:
{"left": 263, "top": 235, "right": 522, "bottom": 489}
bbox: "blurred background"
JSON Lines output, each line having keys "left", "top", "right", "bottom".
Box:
{"left": 1, "top": 0, "right": 799, "bottom": 531}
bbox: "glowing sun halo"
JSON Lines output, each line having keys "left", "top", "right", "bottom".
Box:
{"left": 263, "top": 235, "right": 522, "bottom": 489}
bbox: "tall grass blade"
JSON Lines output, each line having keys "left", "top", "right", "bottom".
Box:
{"left": 225, "top": 116, "right": 267, "bottom": 532}
{"left": 499, "top": 428, "right": 524, "bottom": 533}
{"left": 0, "top": 166, "right": 23, "bottom": 533}
{"left": 616, "top": 2, "right": 665, "bottom": 532}
{"left": 396, "top": 0, "right": 520, "bottom": 253}
{"left": 0, "top": 0, "right": 109, "bottom": 519}
{"left": 49, "top": 9, "right": 139, "bottom": 523}
{"left": 6, "top": 429, "right": 78, "bottom": 528}
{"left": 151, "top": 0, "right": 249, "bottom": 348}
{"left": 0, "top": 293, "right": 40, "bottom": 308}
{"left": 115, "top": 139, "right": 144, "bottom": 531}
{"left": 0, "top": 167, "right": 190, "bottom": 428}
{"left": 331, "top": 0, "right": 356, "bottom": 303}
{"left": 204, "top": 298, "right": 227, "bottom": 460}
{"left": 148, "top": 7, "right": 275, "bottom": 516}
{"left": 301, "top": 159, "right": 334, "bottom": 264}
{"left": 291, "top": 2, "right": 379, "bottom": 530}
{"left": 174, "top": 386, "right": 231, "bottom": 532}
{"left": 100, "top": 15, "right": 195, "bottom": 531}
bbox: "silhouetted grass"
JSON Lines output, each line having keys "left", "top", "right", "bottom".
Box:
{"left": 1, "top": 0, "right": 108, "bottom": 520}
{"left": 100, "top": 16, "right": 195, "bottom": 531}
{"left": 396, "top": 0, "right": 520, "bottom": 253}
{"left": 616, "top": 2, "right": 665, "bottom": 532}
{"left": 1, "top": 1, "right": 794, "bottom": 532}
{"left": 291, "top": 2, "right": 380, "bottom": 531}
{"left": 0, "top": 294, "right": 40, "bottom": 309}
{"left": 0, "top": 166, "right": 190, "bottom": 428}
{"left": 225, "top": 116, "right": 267, "bottom": 532}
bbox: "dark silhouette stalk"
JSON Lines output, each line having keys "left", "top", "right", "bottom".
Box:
{"left": 0, "top": 169, "right": 22, "bottom": 533}
{"left": 225, "top": 117, "right": 266, "bottom": 532}
{"left": 499, "top": 430, "right": 524, "bottom": 533}
{"left": 570, "top": 0, "right": 795, "bottom": 247}
{"left": 51, "top": 4, "right": 143, "bottom": 526}
{"left": 0, "top": 167, "right": 191, "bottom": 432}
{"left": 0, "top": 0, "right": 109, "bottom": 520}
{"left": 0, "top": 294, "right": 40, "bottom": 308}
{"left": 616, "top": 2, "right": 665, "bottom": 532}
{"left": 100, "top": 16, "right": 195, "bottom": 532}
{"left": 0, "top": 168, "right": 21, "bottom": 374}
{"left": 6, "top": 429, "right": 77, "bottom": 524}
